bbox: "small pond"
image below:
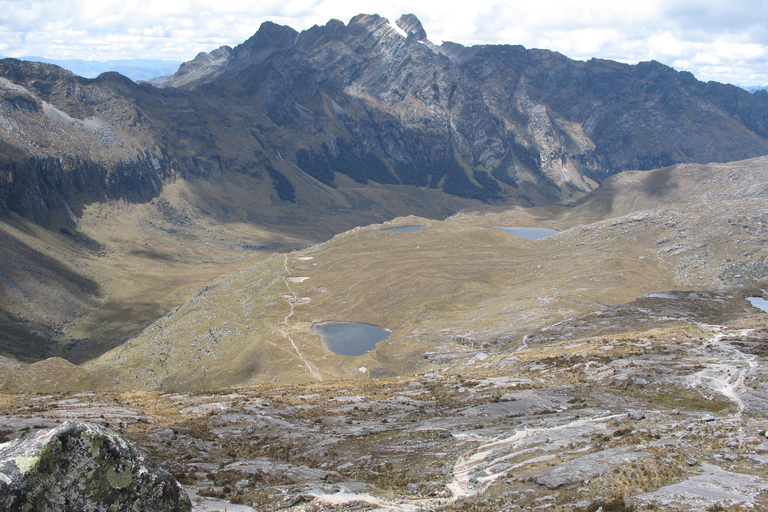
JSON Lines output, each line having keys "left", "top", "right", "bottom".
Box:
{"left": 747, "top": 296, "right": 768, "bottom": 313}
{"left": 385, "top": 226, "right": 426, "bottom": 232}
{"left": 312, "top": 322, "right": 391, "bottom": 356}
{"left": 492, "top": 227, "right": 559, "bottom": 239}
{"left": 644, "top": 291, "right": 695, "bottom": 299}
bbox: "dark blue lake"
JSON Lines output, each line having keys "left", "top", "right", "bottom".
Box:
{"left": 385, "top": 226, "right": 426, "bottom": 232}
{"left": 492, "top": 227, "right": 559, "bottom": 239}
{"left": 312, "top": 322, "right": 391, "bottom": 356}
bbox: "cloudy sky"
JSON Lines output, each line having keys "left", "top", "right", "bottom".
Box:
{"left": 2, "top": 0, "right": 767, "bottom": 86}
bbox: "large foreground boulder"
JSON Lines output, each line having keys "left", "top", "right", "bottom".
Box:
{"left": 0, "top": 421, "right": 190, "bottom": 511}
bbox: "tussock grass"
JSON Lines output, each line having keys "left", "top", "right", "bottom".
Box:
{"left": 117, "top": 391, "right": 191, "bottom": 431}
{"left": 0, "top": 393, "right": 18, "bottom": 412}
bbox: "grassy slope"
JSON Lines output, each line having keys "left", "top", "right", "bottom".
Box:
{"left": 83, "top": 215, "right": 673, "bottom": 391}
{"left": 0, "top": 179, "right": 303, "bottom": 364}
{"left": 80, "top": 158, "right": 768, "bottom": 391}
{"left": 4, "top": 156, "right": 768, "bottom": 392}
{"left": 0, "top": 162, "right": 486, "bottom": 367}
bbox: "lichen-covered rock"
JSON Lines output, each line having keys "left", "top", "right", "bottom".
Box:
{"left": 0, "top": 421, "right": 190, "bottom": 512}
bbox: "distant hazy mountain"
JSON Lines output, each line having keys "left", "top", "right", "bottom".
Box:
{"left": 3, "top": 56, "right": 181, "bottom": 82}
{"left": 743, "top": 85, "right": 768, "bottom": 93}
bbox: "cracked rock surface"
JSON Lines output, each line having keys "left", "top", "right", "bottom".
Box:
{"left": 0, "top": 421, "right": 190, "bottom": 512}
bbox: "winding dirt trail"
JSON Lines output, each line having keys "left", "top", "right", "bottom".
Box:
{"left": 446, "top": 413, "right": 626, "bottom": 500}
{"left": 686, "top": 328, "right": 758, "bottom": 418}
{"left": 276, "top": 254, "right": 322, "bottom": 381}
{"left": 310, "top": 412, "right": 628, "bottom": 510}
{"left": 443, "top": 327, "right": 761, "bottom": 504}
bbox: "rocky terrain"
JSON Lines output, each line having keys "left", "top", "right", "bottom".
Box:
{"left": 1, "top": 311, "right": 767, "bottom": 511}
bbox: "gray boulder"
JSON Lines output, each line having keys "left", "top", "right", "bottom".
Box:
{"left": 0, "top": 421, "right": 190, "bottom": 512}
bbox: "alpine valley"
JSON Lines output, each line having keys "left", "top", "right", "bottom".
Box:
{"left": 1, "top": 13, "right": 768, "bottom": 512}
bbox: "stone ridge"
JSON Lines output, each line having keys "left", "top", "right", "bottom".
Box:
{"left": 0, "top": 421, "right": 190, "bottom": 512}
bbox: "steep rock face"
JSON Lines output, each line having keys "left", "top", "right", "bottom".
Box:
{"left": 0, "top": 154, "right": 165, "bottom": 226}
{"left": 0, "top": 421, "right": 190, "bottom": 512}
{"left": 515, "top": 56, "right": 768, "bottom": 176}
{"left": 0, "top": 61, "right": 172, "bottom": 228}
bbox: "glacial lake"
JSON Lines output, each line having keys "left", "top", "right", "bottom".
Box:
{"left": 313, "top": 322, "right": 391, "bottom": 356}
{"left": 385, "top": 226, "right": 426, "bottom": 232}
{"left": 747, "top": 296, "right": 768, "bottom": 312}
{"left": 644, "top": 291, "right": 695, "bottom": 299}
{"left": 492, "top": 227, "right": 559, "bottom": 239}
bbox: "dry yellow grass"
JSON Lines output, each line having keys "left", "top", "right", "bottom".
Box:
{"left": 116, "top": 391, "right": 193, "bottom": 431}
{"left": 0, "top": 393, "right": 18, "bottom": 412}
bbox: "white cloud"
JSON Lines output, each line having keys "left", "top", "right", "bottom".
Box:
{"left": 1, "top": 0, "right": 768, "bottom": 85}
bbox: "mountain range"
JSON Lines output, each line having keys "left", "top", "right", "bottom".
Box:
{"left": 1, "top": 57, "right": 181, "bottom": 82}
{"left": 4, "top": 14, "right": 768, "bottom": 231}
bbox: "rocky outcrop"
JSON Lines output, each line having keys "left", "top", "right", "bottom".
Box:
{"left": 533, "top": 447, "right": 649, "bottom": 489}
{"left": 0, "top": 154, "right": 166, "bottom": 227}
{"left": 0, "top": 421, "right": 190, "bottom": 512}
{"left": 0, "top": 60, "right": 172, "bottom": 228}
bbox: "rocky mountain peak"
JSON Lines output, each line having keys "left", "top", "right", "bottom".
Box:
{"left": 396, "top": 14, "right": 427, "bottom": 41}
{"left": 235, "top": 21, "right": 298, "bottom": 60}
{"left": 163, "top": 21, "right": 299, "bottom": 88}
{"left": 348, "top": 13, "right": 389, "bottom": 29}
{"left": 160, "top": 45, "right": 233, "bottom": 88}
{"left": 295, "top": 18, "right": 347, "bottom": 51}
